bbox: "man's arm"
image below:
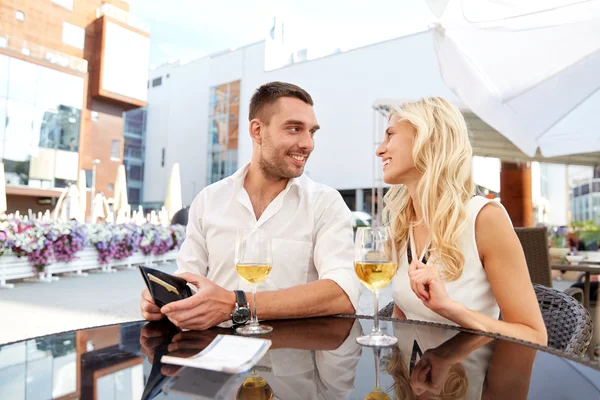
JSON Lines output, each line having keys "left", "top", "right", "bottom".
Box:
{"left": 252, "top": 191, "right": 359, "bottom": 318}
{"left": 251, "top": 279, "right": 355, "bottom": 320}
{"left": 174, "top": 191, "right": 209, "bottom": 276}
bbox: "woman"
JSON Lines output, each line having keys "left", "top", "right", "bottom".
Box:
{"left": 376, "top": 97, "right": 547, "bottom": 345}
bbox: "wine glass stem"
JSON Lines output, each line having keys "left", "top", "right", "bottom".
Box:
{"left": 251, "top": 283, "right": 259, "bottom": 325}
{"left": 374, "top": 348, "right": 381, "bottom": 389}
{"left": 373, "top": 288, "right": 381, "bottom": 335}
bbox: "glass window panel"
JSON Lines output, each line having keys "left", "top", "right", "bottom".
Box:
{"left": 54, "top": 178, "right": 72, "bottom": 188}
{"left": 128, "top": 165, "right": 142, "bottom": 181}
{"left": 128, "top": 187, "right": 140, "bottom": 203}
{"left": 113, "top": 368, "right": 132, "bottom": 400}
{"left": 0, "top": 342, "right": 26, "bottom": 369}
{"left": 111, "top": 140, "right": 121, "bottom": 159}
{"left": 3, "top": 141, "right": 32, "bottom": 185}
{"left": 36, "top": 66, "right": 84, "bottom": 110}
{"left": 85, "top": 169, "right": 93, "bottom": 188}
{"left": 25, "top": 355, "right": 53, "bottom": 400}
{"left": 0, "top": 54, "right": 8, "bottom": 98}
{"left": 123, "top": 108, "right": 146, "bottom": 136}
{"left": 0, "top": 364, "right": 26, "bottom": 399}
{"left": 0, "top": 98, "right": 6, "bottom": 145}
{"left": 51, "top": 333, "right": 77, "bottom": 398}
{"left": 8, "top": 58, "right": 37, "bottom": 103}
{"left": 130, "top": 364, "right": 144, "bottom": 400}
{"left": 5, "top": 100, "right": 35, "bottom": 144}
{"left": 97, "top": 374, "right": 116, "bottom": 400}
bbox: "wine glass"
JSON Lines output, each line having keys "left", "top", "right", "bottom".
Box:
{"left": 236, "top": 370, "right": 274, "bottom": 400}
{"left": 235, "top": 228, "right": 273, "bottom": 335}
{"left": 354, "top": 226, "right": 398, "bottom": 347}
{"left": 364, "top": 348, "right": 392, "bottom": 400}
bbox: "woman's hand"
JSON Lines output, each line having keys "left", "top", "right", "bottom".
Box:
{"left": 410, "top": 349, "right": 457, "bottom": 395}
{"left": 408, "top": 260, "right": 457, "bottom": 317}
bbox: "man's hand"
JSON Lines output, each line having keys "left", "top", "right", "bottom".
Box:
{"left": 161, "top": 272, "right": 236, "bottom": 330}
{"left": 139, "top": 323, "right": 168, "bottom": 363}
{"left": 140, "top": 288, "right": 165, "bottom": 321}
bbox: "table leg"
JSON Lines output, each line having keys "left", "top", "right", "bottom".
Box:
{"left": 584, "top": 272, "right": 591, "bottom": 309}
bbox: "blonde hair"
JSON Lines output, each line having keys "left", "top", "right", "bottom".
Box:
{"left": 382, "top": 97, "right": 474, "bottom": 281}
{"left": 386, "top": 347, "right": 468, "bottom": 400}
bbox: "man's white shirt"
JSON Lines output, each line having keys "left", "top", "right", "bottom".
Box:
{"left": 175, "top": 163, "right": 361, "bottom": 311}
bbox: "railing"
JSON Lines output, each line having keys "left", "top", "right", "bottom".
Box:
{"left": 0, "top": 35, "right": 88, "bottom": 74}
{"left": 0, "top": 248, "right": 178, "bottom": 288}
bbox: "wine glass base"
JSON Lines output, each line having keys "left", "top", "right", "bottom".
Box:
{"left": 236, "top": 324, "right": 273, "bottom": 336}
{"left": 356, "top": 333, "right": 397, "bottom": 347}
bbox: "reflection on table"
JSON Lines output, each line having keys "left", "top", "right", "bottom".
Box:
{"left": 1, "top": 316, "right": 600, "bottom": 399}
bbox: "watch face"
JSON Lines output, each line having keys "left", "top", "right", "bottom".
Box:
{"left": 232, "top": 307, "right": 251, "bottom": 324}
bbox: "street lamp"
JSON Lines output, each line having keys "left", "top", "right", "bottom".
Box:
{"left": 91, "top": 159, "right": 100, "bottom": 202}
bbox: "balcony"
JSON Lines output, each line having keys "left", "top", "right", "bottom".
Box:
{"left": 0, "top": 36, "right": 87, "bottom": 74}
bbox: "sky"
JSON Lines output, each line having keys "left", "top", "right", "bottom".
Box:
{"left": 127, "top": 0, "right": 433, "bottom": 67}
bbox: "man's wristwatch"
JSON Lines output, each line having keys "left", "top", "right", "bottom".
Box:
{"left": 231, "top": 290, "right": 251, "bottom": 325}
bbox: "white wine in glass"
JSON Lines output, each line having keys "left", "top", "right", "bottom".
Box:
{"left": 363, "top": 348, "right": 392, "bottom": 400}
{"left": 236, "top": 371, "right": 274, "bottom": 400}
{"left": 354, "top": 226, "right": 398, "bottom": 347}
{"left": 235, "top": 229, "right": 273, "bottom": 335}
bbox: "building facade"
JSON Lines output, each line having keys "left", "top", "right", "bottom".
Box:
{"left": 0, "top": 0, "right": 149, "bottom": 215}
{"left": 571, "top": 178, "right": 600, "bottom": 223}
{"left": 122, "top": 107, "right": 146, "bottom": 209}
{"left": 143, "top": 31, "right": 598, "bottom": 225}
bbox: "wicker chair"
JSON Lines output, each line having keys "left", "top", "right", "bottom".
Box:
{"left": 534, "top": 283, "right": 593, "bottom": 356}
{"left": 515, "top": 227, "right": 552, "bottom": 287}
{"left": 378, "top": 284, "right": 593, "bottom": 356}
{"left": 515, "top": 227, "right": 584, "bottom": 301}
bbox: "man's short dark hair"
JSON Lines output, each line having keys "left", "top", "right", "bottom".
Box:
{"left": 249, "top": 81, "right": 314, "bottom": 123}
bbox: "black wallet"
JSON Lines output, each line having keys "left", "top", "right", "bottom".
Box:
{"left": 139, "top": 266, "right": 193, "bottom": 308}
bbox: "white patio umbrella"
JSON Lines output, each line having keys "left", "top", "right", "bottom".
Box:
{"left": 77, "top": 170, "right": 87, "bottom": 222}
{"left": 66, "top": 184, "right": 83, "bottom": 221}
{"left": 164, "top": 163, "right": 182, "bottom": 221}
{"left": 113, "top": 165, "right": 129, "bottom": 222}
{"left": 0, "top": 163, "right": 6, "bottom": 215}
{"left": 91, "top": 193, "right": 106, "bottom": 223}
{"left": 428, "top": 0, "right": 600, "bottom": 157}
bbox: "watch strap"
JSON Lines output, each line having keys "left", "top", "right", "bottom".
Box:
{"left": 234, "top": 290, "right": 248, "bottom": 307}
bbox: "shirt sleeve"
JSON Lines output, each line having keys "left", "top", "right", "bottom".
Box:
{"left": 174, "top": 190, "right": 209, "bottom": 277}
{"left": 313, "top": 190, "right": 361, "bottom": 312}
{"left": 315, "top": 319, "right": 363, "bottom": 397}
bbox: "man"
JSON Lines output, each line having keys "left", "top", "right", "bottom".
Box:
{"left": 140, "top": 81, "right": 360, "bottom": 330}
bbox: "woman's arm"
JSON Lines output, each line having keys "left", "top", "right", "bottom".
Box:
{"left": 440, "top": 203, "right": 547, "bottom": 345}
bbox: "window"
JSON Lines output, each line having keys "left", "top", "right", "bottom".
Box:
{"left": 111, "top": 140, "right": 120, "bottom": 159}
{"left": 161, "top": 148, "right": 165, "bottom": 167}
{"left": 52, "top": 0, "right": 74, "bottom": 10}
{"left": 151, "top": 77, "right": 162, "bottom": 87}
{"left": 128, "top": 188, "right": 140, "bottom": 204}
{"left": 54, "top": 178, "right": 72, "bottom": 188}
{"left": 62, "top": 22, "right": 85, "bottom": 50}
{"left": 128, "top": 165, "right": 143, "bottom": 181}
{"left": 91, "top": 111, "right": 99, "bottom": 121}
{"left": 16, "top": 11, "right": 25, "bottom": 21}
{"left": 84, "top": 169, "right": 92, "bottom": 188}
{"left": 108, "top": 183, "right": 114, "bottom": 191}
{"left": 38, "top": 105, "right": 80, "bottom": 152}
